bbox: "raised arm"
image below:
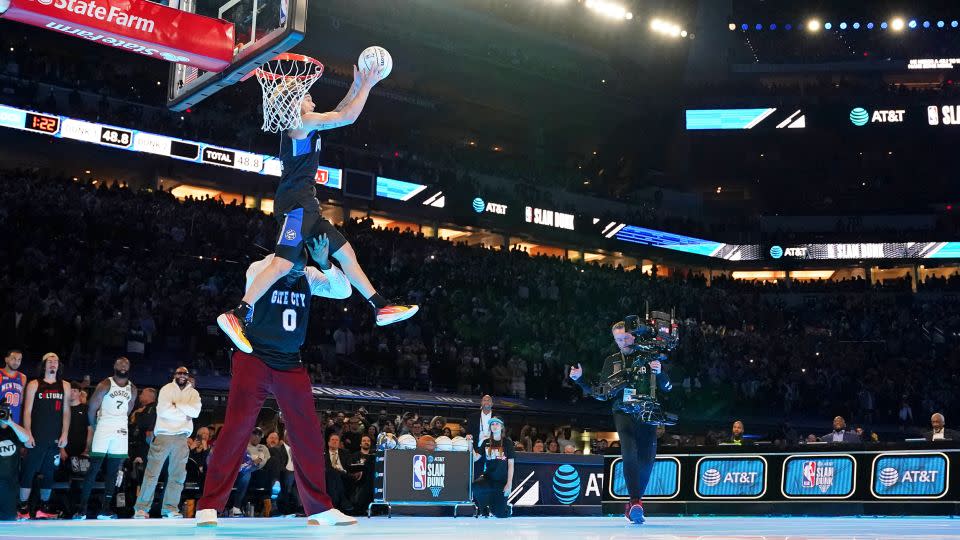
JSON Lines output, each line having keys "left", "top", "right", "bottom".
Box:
{"left": 300, "top": 65, "right": 382, "bottom": 132}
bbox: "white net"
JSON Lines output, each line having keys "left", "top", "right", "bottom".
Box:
{"left": 255, "top": 53, "right": 324, "bottom": 133}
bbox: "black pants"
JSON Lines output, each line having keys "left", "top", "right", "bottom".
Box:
{"left": 472, "top": 476, "right": 509, "bottom": 518}
{"left": 78, "top": 456, "right": 124, "bottom": 513}
{"left": 614, "top": 412, "right": 658, "bottom": 500}
{"left": 0, "top": 479, "right": 16, "bottom": 520}
{"left": 19, "top": 440, "right": 58, "bottom": 491}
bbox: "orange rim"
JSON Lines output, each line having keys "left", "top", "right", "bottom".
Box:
{"left": 256, "top": 53, "right": 324, "bottom": 82}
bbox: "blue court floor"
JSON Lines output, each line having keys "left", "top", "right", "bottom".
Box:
{"left": 0, "top": 515, "right": 958, "bottom": 540}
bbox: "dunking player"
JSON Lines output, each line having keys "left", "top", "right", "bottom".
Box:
{"left": 218, "top": 63, "right": 418, "bottom": 354}
{"left": 198, "top": 235, "right": 356, "bottom": 527}
{"left": 74, "top": 357, "right": 136, "bottom": 520}
{"left": 569, "top": 321, "right": 673, "bottom": 525}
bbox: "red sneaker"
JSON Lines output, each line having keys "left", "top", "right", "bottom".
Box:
{"left": 375, "top": 304, "right": 419, "bottom": 326}
{"left": 217, "top": 310, "right": 253, "bottom": 353}
{"left": 16, "top": 507, "right": 30, "bottom": 521}
{"left": 625, "top": 499, "right": 644, "bottom": 524}
{"left": 35, "top": 505, "right": 59, "bottom": 520}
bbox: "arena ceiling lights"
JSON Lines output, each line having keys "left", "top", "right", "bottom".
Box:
{"left": 730, "top": 15, "right": 960, "bottom": 33}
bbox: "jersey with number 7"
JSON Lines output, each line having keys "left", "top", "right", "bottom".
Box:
{"left": 243, "top": 253, "right": 352, "bottom": 370}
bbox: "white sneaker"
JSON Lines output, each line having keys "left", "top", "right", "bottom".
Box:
{"left": 196, "top": 508, "right": 218, "bottom": 527}
{"left": 307, "top": 509, "right": 358, "bottom": 526}
{"left": 230, "top": 507, "right": 243, "bottom": 517}
{"left": 133, "top": 509, "right": 149, "bottom": 519}
{"left": 162, "top": 511, "right": 183, "bottom": 519}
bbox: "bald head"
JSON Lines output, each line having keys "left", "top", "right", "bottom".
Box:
{"left": 932, "top": 413, "right": 945, "bottom": 431}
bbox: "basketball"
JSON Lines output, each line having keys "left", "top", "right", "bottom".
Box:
{"left": 397, "top": 433, "right": 417, "bottom": 449}
{"left": 435, "top": 436, "right": 453, "bottom": 451}
{"left": 359, "top": 45, "right": 393, "bottom": 79}
{"left": 450, "top": 436, "right": 470, "bottom": 451}
{"left": 376, "top": 432, "right": 398, "bottom": 451}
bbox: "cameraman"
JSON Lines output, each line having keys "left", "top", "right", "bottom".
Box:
{"left": 0, "top": 403, "right": 31, "bottom": 520}
{"left": 569, "top": 320, "right": 673, "bottom": 525}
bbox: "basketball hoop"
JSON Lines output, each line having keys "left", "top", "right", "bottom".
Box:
{"left": 255, "top": 53, "right": 324, "bottom": 133}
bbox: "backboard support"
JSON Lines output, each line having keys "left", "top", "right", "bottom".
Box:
{"left": 167, "top": 0, "right": 306, "bottom": 111}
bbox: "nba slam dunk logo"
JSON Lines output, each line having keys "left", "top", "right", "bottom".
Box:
{"left": 802, "top": 461, "right": 835, "bottom": 493}
{"left": 412, "top": 455, "right": 446, "bottom": 497}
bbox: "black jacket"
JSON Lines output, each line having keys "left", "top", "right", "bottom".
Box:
{"left": 324, "top": 448, "right": 352, "bottom": 478}
{"left": 573, "top": 351, "right": 672, "bottom": 413}
{"left": 924, "top": 428, "right": 960, "bottom": 441}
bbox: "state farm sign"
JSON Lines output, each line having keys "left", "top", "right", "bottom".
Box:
{"left": 0, "top": 0, "right": 234, "bottom": 71}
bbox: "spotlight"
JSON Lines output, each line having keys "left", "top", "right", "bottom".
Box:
{"left": 625, "top": 12, "right": 633, "bottom": 20}
{"left": 769, "top": 23, "right": 777, "bottom": 30}
{"left": 880, "top": 21, "right": 888, "bottom": 29}
{"left": 867, "top": 22, "right": 874, "bottom": 29}
{"left": 824, "top": 22, "right": 832, "bottom": 30}
{"left": 651, "top": 18, "right": 662, "bottom": 30}
{"left": 908, "top": 19, "right": 917, "bottom": 29}
{"left": 681, "top": 30, "right": 688, "bottom": 37}
{"left": 953, "top": 21, "right": 959, "bottom": 28}
{"left": 923, "top": 20, "right": 931, "bottom": 28}
{"left": 853, "top": 22, "right": 860, "bottom": 29}
{"left": 938, "top": 20, "right": 945, "bottom": 28}
{"left": 785, "top": 23, "right": 792, "bottom": 30}
{"left": 807, "top": 19, "right": 821, "bottom": 32}
{"left": 728, "top": 23, "right": 736, "bottom": 31}
{"left": 755, "top": 23, "right": 762, "bottom": 30}
{"left": 891, "top": 18, "right": 904, "bottom": 31}
{"left": 741, "top": 23, "right": 748, "bottom": 31}
{"left": 839, "top": 22, "right": 847, "bottom": 30}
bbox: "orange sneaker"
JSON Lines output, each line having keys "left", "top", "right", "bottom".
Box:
{"left": 375, "top": 304, "right": 419, "bottom": 326}
{"left": 217, "top": 309, "right": 253, "bottom": 353}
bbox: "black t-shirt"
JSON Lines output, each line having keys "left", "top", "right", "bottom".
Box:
{"left": 66, "top": 403, "right": 89, "bottom": 457}
{"left": 480, "top": 437, "right": 515, "bottom": 483}
{"left": 247, "top": 273, "right": 313, "bottom": 370}
{"left": 0, "top": 427, "right": 23, "bottom": 481}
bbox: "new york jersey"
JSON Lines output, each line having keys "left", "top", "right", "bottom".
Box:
{"left": 97, "top": 377, "right": 133, "bottom": 425}
{"left": 0, "top": 369, "right": 26, "bottom": 424}
{"left": 277, "top": 130, "right": 321, "bottom": 205}
{"left": 247, "top": 273, "right": 313, "bottom": 371}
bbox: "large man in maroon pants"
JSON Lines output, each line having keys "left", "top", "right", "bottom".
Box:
{"left": 197, "top": 235, "right": 357, "bottom": 527}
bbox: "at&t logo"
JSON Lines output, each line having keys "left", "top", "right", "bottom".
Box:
{"left": 879, "top": 466, "right": 940, "bottom": 487}
{"left": 850, "top": 107, "right": 905, "bottom": 126}
{"left": 472, "top": 197, "right": 508, "bottom": 215}
{"left": 552, "top": 464, "right": 581, "bottom": 504}
{"left": 702, "top": 468, "right": 721, "bottom": 486}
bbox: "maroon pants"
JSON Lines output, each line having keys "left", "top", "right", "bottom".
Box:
{"left": 198, "top": 351, "right": 333, "bottom": 515}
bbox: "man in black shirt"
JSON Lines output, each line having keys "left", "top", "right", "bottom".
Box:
{"left": 0, "top": 407, "right": 31, "bottom": 520}
{"left": 64, "top": 383, "right": 91, "bottom": 459}
{"left": 570, "top": 320, "right": 674, "bottom": 525}
{"left": 197, "top": 238, "right": 357, "bottom": 528}
{"left": 471, "top": 417, "right": 515, "bottom": 518}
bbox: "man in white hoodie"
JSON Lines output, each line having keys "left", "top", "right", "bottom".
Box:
{"left": 133, "top": 367, "right": 201, "bottom": 519}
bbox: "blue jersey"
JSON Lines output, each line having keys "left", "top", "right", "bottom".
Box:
{"left": 277, "top": 130, "right": 321, "bottom": 206}
{"left": 0, "top": 369, "right": 26, "bottom": 424}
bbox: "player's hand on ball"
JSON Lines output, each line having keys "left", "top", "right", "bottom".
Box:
{"left": 358, "top": 64, "right": 384, "bottom": 87}
{"left": 569, "top": 363, "right": 583, "bottom": 380}
{"left": 649, "top": 360, "right": 662, "bottom": 374}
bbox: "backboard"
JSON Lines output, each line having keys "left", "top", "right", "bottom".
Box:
{"left": 167, "top": 0, "right": 306, "bottom": 111}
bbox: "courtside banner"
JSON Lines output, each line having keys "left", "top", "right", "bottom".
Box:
{"left": 0, "top": 0, "right": 234, "bottom": 71}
